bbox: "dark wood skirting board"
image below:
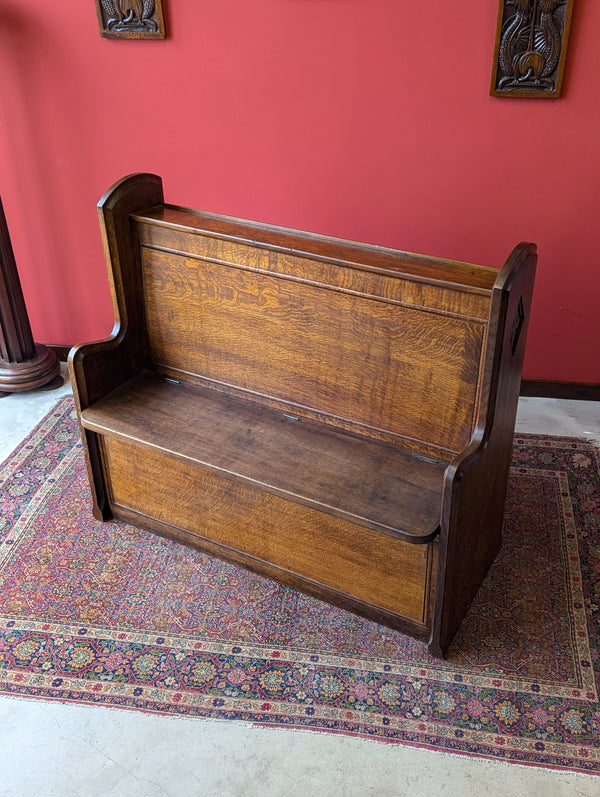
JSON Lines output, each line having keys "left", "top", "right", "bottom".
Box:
{"left": 48, "top": 345, "right": 72, "bottom": 363}
{"left": 520, "top": 380, "right": 600, "bottom": 401}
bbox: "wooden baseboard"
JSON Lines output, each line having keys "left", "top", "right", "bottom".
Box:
{"left": 520, "top": 380, "right": 600, "bottom": 401}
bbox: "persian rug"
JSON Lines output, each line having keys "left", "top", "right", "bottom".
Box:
{"left": 1, "top": 397, "right": 599, "bottom": 774}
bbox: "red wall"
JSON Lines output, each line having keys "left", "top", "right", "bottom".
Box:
{"left": 1, "top": 2, "right": 598, "bottom": 382}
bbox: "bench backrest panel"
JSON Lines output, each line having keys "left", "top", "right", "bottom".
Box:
{"left": 134, "top": 211, "right": 495, "bottom": 457}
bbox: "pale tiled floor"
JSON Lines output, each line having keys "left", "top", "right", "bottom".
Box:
{"left": 0, "top": 364, "right": 599, "bottom": 796}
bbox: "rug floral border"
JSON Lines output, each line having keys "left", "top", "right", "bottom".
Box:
{"left": 1, "top": 399, "right": 599, "bottom": 774}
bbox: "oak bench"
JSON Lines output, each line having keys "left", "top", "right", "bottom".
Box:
{"left": 69, "top": 174, "right": 537, "bottom": 656}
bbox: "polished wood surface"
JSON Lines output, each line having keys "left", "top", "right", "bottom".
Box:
{"left": 491, "top": 0, "right": 574, "bottom": 98}
{"left": 135, "top": 204, "right": 500, "bottom": 290}
{"left": 137, "top": 223, "right": 488, "bottom": 456}
{"left": 69, "top": 173, "right": 537, "bottom": 656}
{"left": 520, "top": 379, "right": 600, "bottom": 401}
{"left": 100, "top": 435, "right": 435, "bottom": 630}
{"left": 432, "top": 244, "right": 537, "bottom": 656}
{"left": 82, "top": 370, "right": 446, "bottom": 541}
{"left": 0, "top": 196, "right": 61, "bottom": 395}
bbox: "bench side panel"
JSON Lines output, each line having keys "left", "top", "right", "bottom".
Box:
{"left": 69, "top": 173, "right": 164, "bottom": 519}
{"left": 430, "top": 242, "right": 538, "bottom": 656}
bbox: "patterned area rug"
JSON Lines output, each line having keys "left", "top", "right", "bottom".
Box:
{"left": 1, "top": 397, "right": 599, "bottom": 774}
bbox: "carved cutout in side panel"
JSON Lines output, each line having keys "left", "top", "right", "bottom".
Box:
{"left": 95, "top": 0, "right": 166, "bottom": 40}
{"left": 491, "top": 0, "right": 574, "bottom": 98}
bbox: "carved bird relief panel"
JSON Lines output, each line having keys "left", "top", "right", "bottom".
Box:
{"left": 95, "top": 0, "right": 166, "bottom": 39}
{"left": 491, "top": 0, "right": 574, "bottom": 97}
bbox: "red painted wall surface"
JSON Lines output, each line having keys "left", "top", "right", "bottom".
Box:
{"left": 0, "top": 2, "right": 598, "bottom": 382}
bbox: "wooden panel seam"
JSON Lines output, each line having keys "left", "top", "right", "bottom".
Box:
{"left": 84, "top": 415, "right": 443, "bottom": 543}
{"left": 138, "top": 240, "right": 493, "bottom": 323}
{"left": 142, "top": 366, "right": 462, "bottom": 459}
{"left": 133, "top": 213, "right": 497, "bottom": 292}
{"left": 108, "top": 499, "right": 431, "bottom": 631}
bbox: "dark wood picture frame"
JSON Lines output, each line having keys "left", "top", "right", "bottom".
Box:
{"left": 95, "top": 0, "right": 167, "bottom": 40}
{"left": 491, "top": 0, "right": 575, "bottom": 98}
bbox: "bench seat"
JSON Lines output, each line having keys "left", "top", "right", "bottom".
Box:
{"left": 81, "top": 369, "right": 446, "bottom": 542}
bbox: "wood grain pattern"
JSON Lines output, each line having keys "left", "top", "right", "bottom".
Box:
{"left": 430, "top": 243, "right": 538, "bottom": 656}
{"left": 100, "top": 435, "right": 435, "bottom": 626}
{"left": 135, "top": 206, "right": 500, "bottom": 291}
{"left": 0, "top": 196, "right": 61, "bottom": 393}
{"left": 140, "top": 243, "right": 487, "bottom": 456}
{"left": 69, "top": 174, "right": 164, "bottom": 518}
{"left": 135, "top": 217, "right": 496, "bottom": 318}
{"left": 68, "top": 173, "right": 537, "bottom": 656}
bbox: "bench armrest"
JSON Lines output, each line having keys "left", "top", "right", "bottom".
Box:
{"left": 68, "top": 173, "right": 164, "bottom": 410}
{"left": 68, "top": 174, "right": 164, "bottom": 519}
{"left": 429, "top": 242, "right": 537, "bottom": 656}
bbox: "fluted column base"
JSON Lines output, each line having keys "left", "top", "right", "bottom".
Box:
{"left": 0, "top": 344, "right": 63, "bottom": 396}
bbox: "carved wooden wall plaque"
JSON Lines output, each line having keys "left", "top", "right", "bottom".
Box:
{"left": 491, "top": 0, "right": 574, "bottom": 98}
{"left": 95, "top": 0, "right": 166, "bottom": 39}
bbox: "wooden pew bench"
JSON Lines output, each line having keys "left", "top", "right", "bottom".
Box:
{"left": 69, "top": 174, "right": 536, "bottom": 656}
